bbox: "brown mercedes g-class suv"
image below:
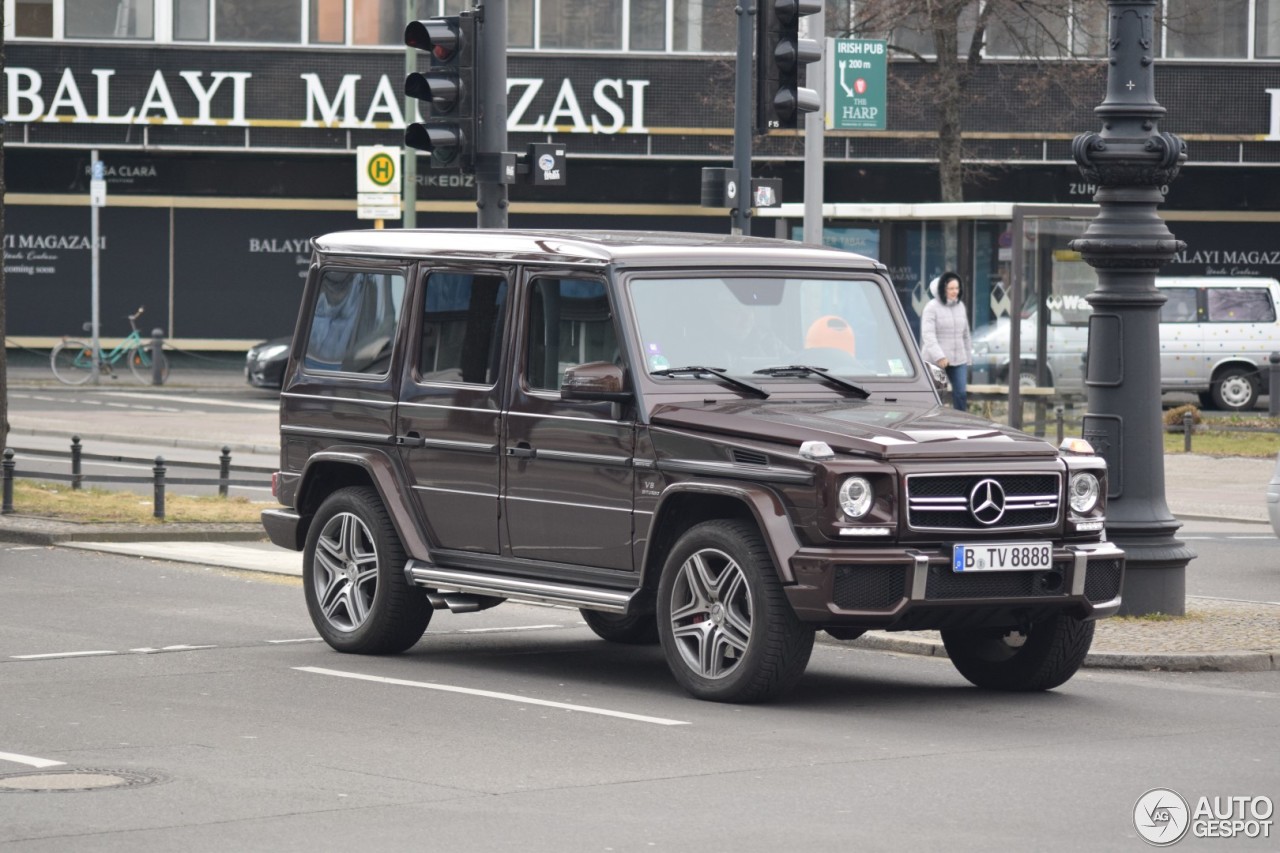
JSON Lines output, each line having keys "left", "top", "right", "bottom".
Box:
{"left": 261, "top": 229, "right": 1123, "bottom": 703}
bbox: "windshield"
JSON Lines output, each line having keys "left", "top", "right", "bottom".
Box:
{"left": 628, "top": 275, "right": 916, "bottom": 379}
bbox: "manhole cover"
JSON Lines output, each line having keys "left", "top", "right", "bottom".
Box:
{"left": 0, "top": 768, "right": 163, "bottom": 793}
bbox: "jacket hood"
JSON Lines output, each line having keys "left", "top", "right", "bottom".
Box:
{"left": 649, "top": 399, "right": 1057, "bottom": 460}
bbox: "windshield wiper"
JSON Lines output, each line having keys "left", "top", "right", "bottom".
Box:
{"left": 752, "top": 365, "right": 870, "bottom": 399}
{"left": 651, "top": 366, "right": 770, "bottom": 399}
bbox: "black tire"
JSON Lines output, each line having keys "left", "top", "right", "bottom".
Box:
{"left": 50, "top": 340, "right": 96, "bottom": 385}
{"left": 1210, "top": 366, "right": 1259, "bottom": 411}
{"left": 581, "top": 609, "right": 660, "bottom": 645}
{"left": 1197, "top": 391, "right": 1215, "bottom": 410}
{"left": 303, "top": 486, "right": 431, "bottom": 655}
{"left": 941, "top": 612, "right": 1095, "bottom": 691}
{"left": 129, "top": 347, "right": 170, "bottom": 384}
{"left": 656, "top": 519, "right": 814, "bottom": 703}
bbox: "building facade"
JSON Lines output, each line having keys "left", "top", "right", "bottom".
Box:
{"left": 5, "top": 0, "right": 1280, "bottom": 346}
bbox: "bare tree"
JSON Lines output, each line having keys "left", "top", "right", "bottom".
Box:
{"left": 842, "top": 0, "right": 1109, "bottom": 202}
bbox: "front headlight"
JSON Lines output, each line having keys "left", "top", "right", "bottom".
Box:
{"left": 839, "top": 476, "right": 874, "bottom": 519}
{"left": 1069, "top": 472, "right": 1100, "bottom": 514}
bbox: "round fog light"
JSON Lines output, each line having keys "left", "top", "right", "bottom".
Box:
{"left": 1069, "top": 472, "right": 1100, "bottom": 514}
{"left": 839, "top": 476, "right": 873, "bottom": 519}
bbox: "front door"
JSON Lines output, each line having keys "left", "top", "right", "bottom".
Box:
{"left": 502, "top": 273, "right": 636, "bottom": 570}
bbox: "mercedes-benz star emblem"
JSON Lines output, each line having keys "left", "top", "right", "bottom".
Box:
{"left": 968, "top": 478, "right": 1007, "bottom": 525}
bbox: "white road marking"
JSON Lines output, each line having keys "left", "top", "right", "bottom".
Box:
{"left": 267, "top": 638, "right": 324, "bottom": 645}
{"left": 11, "top": 650, "right": 117, "bottom": 660}
{"left": 129, "top": 645, "right": 218, "bottom": 654}
{"left": 295, "top": 666, "right": 691, "bottom": 727}
{"left": 5, "top": 546, "right": 43, "bottom": 551}
{"left": 0, "top": 752, "right": 66, "bottom": 769}
{"left": 98, "top": 391, "right": 280, "bottom": 412}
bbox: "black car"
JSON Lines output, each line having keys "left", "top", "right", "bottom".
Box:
{"left": 244, "top": 337, "right": 291, "bottom": 389}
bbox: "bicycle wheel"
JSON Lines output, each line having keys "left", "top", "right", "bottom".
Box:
{"left": 51, "top": 340, "right": 97, "bottom": 385}
{"left": 128, "top": 345, "right": 170, "bottom": 384}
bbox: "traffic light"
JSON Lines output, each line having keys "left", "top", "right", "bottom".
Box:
{"left": 404, "top": 13, "right": 476, "bottom": 170}
{"left": 756, "top": 0, "right": 823, "bottom": 131}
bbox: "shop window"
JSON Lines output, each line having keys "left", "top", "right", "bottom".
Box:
{"left": 216, "top": 0, "right": 300, "bottom": 43}
{"left": 1070, "top": 0, "right": 1110, "bottom": 57}
{"left": 419, "top": 272, "right": 508, "bottom": 385}
{"left": 509, "top": 0, "right": 534, "bottom": 47}
{"left": 882, "top": 7, "right": 978, "bottom": 57}
{"left": 1165, "top": 0, "right": 1247, "bottom": 58}
{"left": 540, "top": 0, "right": 620, "bottom": 50}
{"left": 673, "top": 0, "right": 734, "bottom": 52}
{"left": 174, "top": 0, "right": 210, "bottom": 40}
{"left": 15, "top": 0, "right": 54, "bottom": 37}
{"left": 309, "top": 0, "right": 345, "bottom": 43}
{"left": 630, "top": 0, "right": 665, "bottom": 51}
{"left": 1257, "top": 0, "right": 1280, "bottom": 57}
{"left": 986, "top": 5, "right": 1069, "bottom": 57}
{"left": 65, "top": 0, "right": 155, "bottom": 39}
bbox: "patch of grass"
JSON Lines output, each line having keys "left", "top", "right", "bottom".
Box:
{"left": 1163, "top": 428, "right": 1280, "bottom": 458}
{"left": 1113, "top": 611, "right": 1207, "bottom": 624}
{"left": 8, "top": 480, "right": 270, "bottom": 524}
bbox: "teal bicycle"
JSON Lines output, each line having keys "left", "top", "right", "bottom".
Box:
{"left": 50, "top": 306, "right": 170, "bottom": 385}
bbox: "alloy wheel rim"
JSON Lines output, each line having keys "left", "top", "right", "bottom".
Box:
{"left": 669, "top": 548, "right": 754, "bottom": 679}
{"left": 313, "top": 511, "right": 379, "bottom": 632}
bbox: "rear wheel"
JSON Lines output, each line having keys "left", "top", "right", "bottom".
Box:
{"left": 50, "top": 340, "right": 96, "bottom": 385}
{"left": 657, "top": 519, "right": 814, "bottom": 703}
{"left": 581, "top": 609, "right": 659, "bottom": 645}
{"left": 303, "top": 486, "right": 431, "bottom": 655}
{"left": 941, "top": 611, "right": 1094, "bottom": 691}
{"left": 1210, "top": 366, "right": 1259, "bottom": 411}
{"left": 129, "top": 346, "right": 170, "bottom": 384}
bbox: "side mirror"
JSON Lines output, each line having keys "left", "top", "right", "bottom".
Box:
{"left": 562, "top": 361, "right": 632, "bottom": 403}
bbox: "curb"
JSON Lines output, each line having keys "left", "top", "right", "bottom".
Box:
{"left": 0, "top": 520, "right": 269, "bottom": 546}
{"left": 842, "top": 631, "right": 1280, "bottom": 673}
{"left": 6, "top": 425, "right": 279, "bottom": 457}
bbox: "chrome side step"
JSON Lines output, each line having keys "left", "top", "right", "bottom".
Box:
{"left": 404, "top": 561, "right": 633, "bottom": 613}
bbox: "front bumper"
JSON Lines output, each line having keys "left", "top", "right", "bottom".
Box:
{"left": 785, "top": 540, "right": 1124, "bottom": 631}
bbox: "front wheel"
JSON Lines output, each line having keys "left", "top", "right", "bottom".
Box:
{"left": 1211, "top": 367, "right": 1259, "bottom": 411}
{"left": 303, "top": 486, "right": 431, "bottom": 655}
{"left": 129, "top": 346, "right": 170, "bottom": 384}
{"left": 941, "top": 612, "right": 1095, "bottom": 691}
{"left": 657, "top": 519, "right": 814, "bottom": 703}
{"left": 50, "top": 340, "right": 97, "bottom": 385}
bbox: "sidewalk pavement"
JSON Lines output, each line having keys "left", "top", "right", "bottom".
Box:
{"left": 3, "top": 362, "right": 1278, "bottom": 673}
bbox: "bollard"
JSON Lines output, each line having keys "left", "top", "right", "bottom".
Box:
{"left": 2, "top": 449, "right": 14, "bottom": 514}
{"left": 1183, "top": 411, "right": 1194, "bottom": 453}
{"left": 1270, "top": 351, "right": 1280, "bottom": 417}
{"left": 151, "top": 328, "right": 166, "bottom": 386}
{"left": 1055, "top": 405, "right": 1065, "bottom": 445}
{"left": 153, "top": 456, "right": 167, "bottom": 521}
{"left": 218, "top": 446, "right": 232, "bottom": 498}
{"left": 71, "top": 435, "right": 83, "bottom": 491}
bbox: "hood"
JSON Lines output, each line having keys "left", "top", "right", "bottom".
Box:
{"left": 649, "top": 399, "right": 1057, "bottom": 460}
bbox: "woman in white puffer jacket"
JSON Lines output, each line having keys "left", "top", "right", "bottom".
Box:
{"left": 920, "top": 271, "right": 972, "bottom": 411}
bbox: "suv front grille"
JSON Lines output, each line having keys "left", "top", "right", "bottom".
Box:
{"left": 905, "top": 472, "right": 1061, "bottom": 532}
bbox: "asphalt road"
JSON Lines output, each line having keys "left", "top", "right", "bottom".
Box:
{"left": 1, "top": 546, "right": 1277, "bottom": 851}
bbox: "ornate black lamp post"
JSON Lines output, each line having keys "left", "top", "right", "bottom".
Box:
{"left": 1071, "top": 0, "right": 1195, "bottom": 615}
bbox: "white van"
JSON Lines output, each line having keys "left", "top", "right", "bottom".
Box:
{"left": 970, "top": 277, "right": 1280, "bottom": 410}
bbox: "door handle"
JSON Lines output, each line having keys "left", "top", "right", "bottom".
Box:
{"left": 506, "top": 442, "right": 536, "bottom": 459}
{"left": 396, "top": 431, "right": 424, "bottom": 447}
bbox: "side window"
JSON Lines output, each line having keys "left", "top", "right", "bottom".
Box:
{"left": 1206, "top": 288, "right": 1277, "bottom": 323}
{"left": 525, "top": 277, "right": 618, "bottom": 392}
{"left": 1159, "top": 288, "right": 1198, "bottom": 323}
{"left": 304, "top": 269, "right": 405, "bottom": 375}
{"left": 419, "top": 272, "right": 509, "bottom": 385}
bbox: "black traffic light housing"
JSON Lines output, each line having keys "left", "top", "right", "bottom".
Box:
{"left": 405, "top": 12, "right": 476, "bottom": 170}
{"left": 756, "top": 0, "right": 823, "bottom": 131}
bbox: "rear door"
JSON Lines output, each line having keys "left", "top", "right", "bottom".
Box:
{"left": 397, "top": 265, "right": 512, "bottom": 554}
{"left": 502, "top": 271, "right": 636, "bottom": 571}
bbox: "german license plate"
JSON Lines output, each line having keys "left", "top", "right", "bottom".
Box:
{"left": 952, "top": 542, "right": 1052, "bottom": 572}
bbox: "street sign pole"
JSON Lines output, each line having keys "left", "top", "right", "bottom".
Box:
{"left": 476, "top": 0, "right": 509, "bottom": 229}
{"left": 802, "top": 9, "right": 825, "bottom": 244}
{"left": 403, "top": 0, "right": 417, "bottom": 229}
{"left": 731, "top": 2, "right": 754, "bottom": 235}
{"left": 89, "top": 150, "right": 103, "bottom": 386}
